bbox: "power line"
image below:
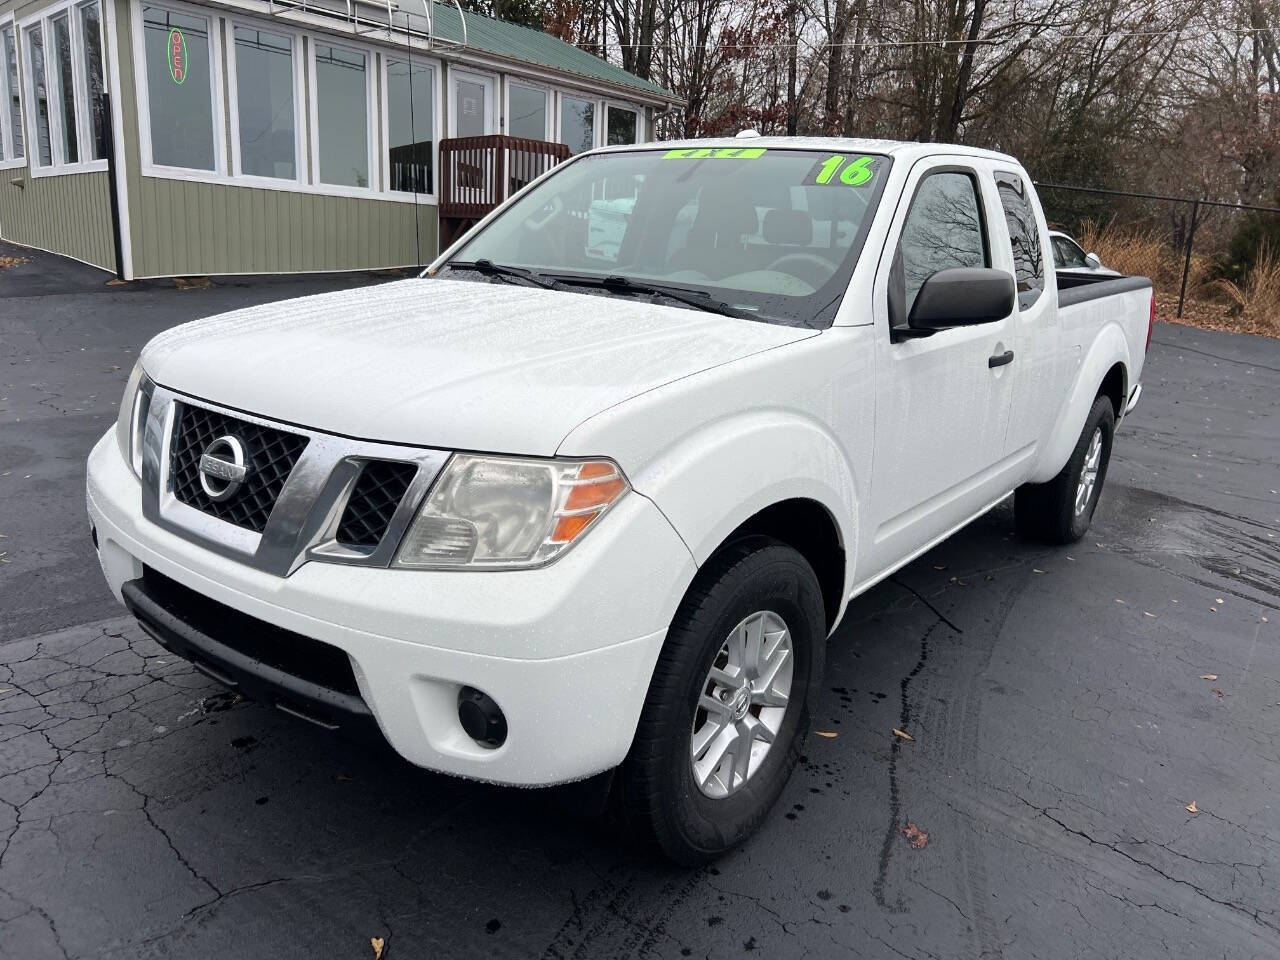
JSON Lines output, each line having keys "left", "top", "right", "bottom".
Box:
{"left": 613, "top": 24, "right": 1275, "bottom": 50}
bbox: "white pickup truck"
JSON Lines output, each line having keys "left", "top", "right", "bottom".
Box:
{"left": 87, "top": 137, "right": 1154, "bottom": 862}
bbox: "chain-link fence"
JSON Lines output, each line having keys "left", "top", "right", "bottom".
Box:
{"left": 1033, "top": 182, "right": 1280, "bottom": 318}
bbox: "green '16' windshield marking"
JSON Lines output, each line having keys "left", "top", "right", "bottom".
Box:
{"left": 663, "top": 147, "right": 767, "bottom": 160}
{"left": 813, "top": 154, "right": 876, "bottom": 186}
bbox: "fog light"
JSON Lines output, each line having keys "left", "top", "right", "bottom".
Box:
{"left": 457, "top": 686, "right": 507, "bottom": 748}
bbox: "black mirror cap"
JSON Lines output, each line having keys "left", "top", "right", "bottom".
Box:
{"left": 907, "top": 267, "right": 1016, "bottom": 331}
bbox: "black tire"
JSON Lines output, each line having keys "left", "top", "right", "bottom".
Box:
{"left": 615, "top": 537, "right": 826, "bottom": 864}
{"left": 1014, "top": 394, "right": 1115, "bottom": 544}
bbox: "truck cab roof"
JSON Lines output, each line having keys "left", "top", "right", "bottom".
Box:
{"left": 591, "top": 135, "right": 1021, "bottom": 166}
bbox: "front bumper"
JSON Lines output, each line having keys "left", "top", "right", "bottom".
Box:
{"left": 87, "top": 431, "right": 697, "bottom": 785}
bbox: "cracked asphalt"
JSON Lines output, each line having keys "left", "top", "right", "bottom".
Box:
{"left": 2, "top": 242, "right": 1279, "bottom": 959}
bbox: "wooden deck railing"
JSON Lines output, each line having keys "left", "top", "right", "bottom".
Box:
{"left": 439, "top": 134, "right": 571, "bottom": 222}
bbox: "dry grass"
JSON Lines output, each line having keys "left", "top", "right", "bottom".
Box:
{"left": 1077, "top": 219, "right": 1211, "bottom": 292}
{"left": 1212, "top": 244, "right": 1280, "bottom": 337}
{"left": 1076, "top": 220, "right": 1279, "bottom": 338}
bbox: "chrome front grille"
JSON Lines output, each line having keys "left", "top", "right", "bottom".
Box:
{"left": 170, "top": 404, "right": 309, "bottom": 533}
{"left": 139, "top": 385, "right": 450, "bottom": 576}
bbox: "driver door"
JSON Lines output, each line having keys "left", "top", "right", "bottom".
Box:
{"left": 864, "top": 158, "right": 1019, "bottom": 575}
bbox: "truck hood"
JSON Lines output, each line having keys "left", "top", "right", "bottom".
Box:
{"left": 141, "top": 278, "right": 818, "bottom": 454}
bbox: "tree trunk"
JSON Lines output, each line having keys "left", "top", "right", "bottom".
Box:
{"left": 939, "top": 0, "right": 986, "bottom": 142}
{"left": 787, "top": 3, "right": 799, "bottom": 135}
{"left": 823, "top": 0, "right": 850, "bottom": 134}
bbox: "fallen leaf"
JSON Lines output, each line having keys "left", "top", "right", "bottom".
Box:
{"left": 1200, "top": 674, "right": 1218, "bottom": 681}
{"left": 1186, "top": 801, "right": 1198, "bottom": 814}
{"left": 1211, "top": 688, "right": 1225, "bottom": 698}
{"left": 371, "top": 936, "right": 385, "bottom": 959}
{"left": 900, "top": 822, "right": 929, "bottom": 848}
{"left": 892, "top": 729, "right": 915, "bottom": 742}
{"left": 815, "top": 731, "right": 838, "bottom": 739}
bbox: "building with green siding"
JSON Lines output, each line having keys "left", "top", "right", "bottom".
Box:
{"left": 0, "top": 0, "right": 678, "bottom": 278}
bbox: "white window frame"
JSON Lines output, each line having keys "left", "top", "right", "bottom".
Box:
{"left": 447, "top": 66, "right": 496, "bottom": 138}
{"left": 306, "top": 35, "right": 378, "bottom": 196}
{"left": 554, "top": 90, "right": 599, "bottom": 154}
{"left": 74, "top": 1, "right": 109, "bottom": 165}
{"left": 503, "top": 77, "right": 551, "bottom": 141}
{"left": 603, "top": 99, "right": 642, "bottom": 146}
{"left": 379, "top": 52, "right": 440, "bottom": 203}
{"left": 130, "top": 0, "right": 226, "bottom": 181}
{"left": 17, "top": 0, "right": 108, "bottom": 177}
{"left": 225, "top": 17, "right": 305, "bottom": 186}
{"left": 0, "top": 15, "right": 25, "bottom": 169}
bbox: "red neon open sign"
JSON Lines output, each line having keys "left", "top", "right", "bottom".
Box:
{"left": 168, "top": 28, "right": 186, "bottom": 85}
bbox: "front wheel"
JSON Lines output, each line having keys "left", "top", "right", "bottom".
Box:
{"left": 615, "top": 538, "right": 826, "bottom": 864}
{"left": 1014, "top": 394, "right": 1116, "bottom": 544}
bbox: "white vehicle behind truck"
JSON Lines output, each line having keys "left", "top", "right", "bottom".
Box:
{"left": 88, "top": 137, "right": 1154, "bottom": 862}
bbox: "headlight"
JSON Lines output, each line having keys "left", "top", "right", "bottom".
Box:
{"left": 114, "top": 361, "right": 152, "bottom": 478}
{"left": 394, "top": 454, "right": 629, "bottom": 570}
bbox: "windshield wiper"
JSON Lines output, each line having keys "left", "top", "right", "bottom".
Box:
{"left": 446, "top": 259, "right": 569, "bottom": 291}
{"left": 549, "top": 273, "right": 755, "bottom": 321}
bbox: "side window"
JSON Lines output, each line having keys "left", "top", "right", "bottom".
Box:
{"left": 895, "top": 170, "right": 987, "bottom": 320}
{"left": 1053, "top": 236, "right": 1086, "bottom": 268}
{"left": 996, "top": 172, "right": 1045, "bottom": 308}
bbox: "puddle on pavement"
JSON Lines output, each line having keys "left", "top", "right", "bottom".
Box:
{"left": 1097, "top": 484, "right": 1280, "bottom": 609}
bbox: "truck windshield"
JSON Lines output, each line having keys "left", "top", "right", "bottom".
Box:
{"left": 444, "top": 147, "right": 891, "bottom": 328}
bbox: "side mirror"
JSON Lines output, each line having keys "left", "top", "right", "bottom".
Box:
{"left": 1084, "top": 252, "right": 1103, "bottom": 269}
{"left": 908, "top": 267, "right": 1016, "bottom": 332}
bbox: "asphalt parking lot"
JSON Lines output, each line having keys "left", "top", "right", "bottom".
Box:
{"left": 2, "top": 241, "right": 1278, "bottom": 960}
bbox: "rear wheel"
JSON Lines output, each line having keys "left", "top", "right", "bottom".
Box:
{"left": 1014, "top": 394, "right": 1115, "bottom": 544}
{"left": 616, "top": 538, "right": 825, "bottom": 863}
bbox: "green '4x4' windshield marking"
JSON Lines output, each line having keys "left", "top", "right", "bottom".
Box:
{"left": 662, "top": 147, "right": 767, "bottom": 160}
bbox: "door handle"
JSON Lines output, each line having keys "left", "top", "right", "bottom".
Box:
{"left": 988, "top": 350, "right": 1015, "bottom": 368}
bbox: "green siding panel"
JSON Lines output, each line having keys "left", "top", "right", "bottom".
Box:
{"left": 0, "top": 170, "right": 116, "bottom": 272}
{"left": 128, "top": 176, "right": 438, "bottom": 277}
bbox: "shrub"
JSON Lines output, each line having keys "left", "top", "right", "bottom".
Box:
{"left": 1214, "top": 243, "right": 1280, "bottom": 335}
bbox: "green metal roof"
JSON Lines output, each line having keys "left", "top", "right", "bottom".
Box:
{"left": 430, "top": 3, "right": 679, "bottom": 104}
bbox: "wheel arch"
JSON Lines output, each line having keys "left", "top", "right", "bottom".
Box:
{"left": 1029, "top": 325, "right": 1131, "bottom": 484}
{"left": 711, "top": 498, "right": 847, "bottom": 633}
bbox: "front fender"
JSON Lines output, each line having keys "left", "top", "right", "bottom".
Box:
{"left": 1030, "top": 322, "right": 1131, "bottom": 483}
{"left": 632, "top": 410, "right": 857, "bottom": 568}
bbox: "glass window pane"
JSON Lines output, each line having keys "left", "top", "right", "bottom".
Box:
{"left": 606, "top": 106, "right": 636, "bottom": 146}
{"left": 51, "top": 15, "right": 78, "bottom": 163}
{"left": 234, "top": 27, "right": 294, "bottom": 179}
{"left": 314, "top": 44, "right": 368, "bottom": 187}
{"left": 3, "top": 27, "right": 21, "bottom": 158}
{"left": 507, "top": 84, "right": 545, "bottom": 140}
{"left": 142, "top": 6, "right": 215, "bottom": 170}
{"left": 79, "top": 2, "right": 106, "bottom": 160}
{"left": 27, "top": 26, "right": 52, "bottom": 166}
{"left": 559, "top": 95, "right": 593, "bottom": 154}
{"left": 454, "top": 78, "right": 485, "bottom": 137}
{"left": 996, "top": 172, "right": 1044, "bottom": 308}
{"left": 899, "top": 172, "right": 987, "bottom": 315}
{"left": 386, "top": 59, "right": 433, "bottom": 194}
